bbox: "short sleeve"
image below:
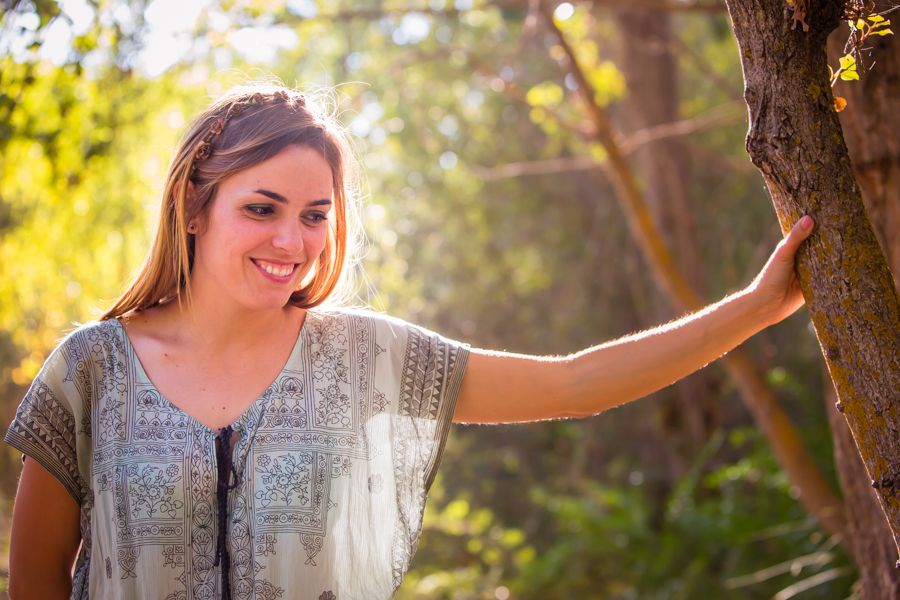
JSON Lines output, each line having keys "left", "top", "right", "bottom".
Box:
{"left": 394, "top": 322, "right": 469, "bottom": 491}
{"left": 388, "top": 318, "right": 469, "bottom": 589}
{"left": 5, "top": 333, "right": 89, "bottom": 505}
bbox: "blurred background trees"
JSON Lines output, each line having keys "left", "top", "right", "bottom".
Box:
{"left": 1, "top": 0, "right": 898, "bottom": 598}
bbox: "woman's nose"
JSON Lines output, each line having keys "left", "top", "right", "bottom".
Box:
{"left": 272, "top": 220, "right": 305, "bottom": 254}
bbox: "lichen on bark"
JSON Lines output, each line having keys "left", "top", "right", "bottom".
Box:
{"left": 726, "top": 0, "right": 900, "bottom": 556}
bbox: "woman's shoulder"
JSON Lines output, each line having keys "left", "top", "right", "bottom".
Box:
{"left": 41, "top": 319, "right": 123, "bottom": 370}
{"left": 308, "top": 306, "right": 465, "bottom": 351}
{"left": 49, "top": 318, "right": 125, "bottom": 358}
{"left": 307, "top": 306, "right": 427, "bottom": 339}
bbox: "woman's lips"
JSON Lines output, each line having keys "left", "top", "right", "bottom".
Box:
{"left": 252, "top": 258, "right": 298, "bottom": 282}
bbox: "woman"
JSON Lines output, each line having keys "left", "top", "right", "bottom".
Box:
{"left": 6, "top": 84, "right": 814, "bottom": 600}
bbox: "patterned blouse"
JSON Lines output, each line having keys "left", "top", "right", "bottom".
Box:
{"left": 5, "top": 308, "right": 469, "bottom": 600}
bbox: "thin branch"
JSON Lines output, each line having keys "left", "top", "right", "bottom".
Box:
{"left": 740, "top": 516, "right": 818, "bottom": 542}
{"left": 471, "top": 155, "right": 600, "bottom": 180}
{"left": 284, "top": 0, "right": 727, "bottom": 23}
{"left": 617, "top": 100, "right": 745, "bottom": 153}
{"left": 727, "top": 533, "right": 842, "bottom": 589}
{"left": 286, "top": 1, "right": 525, "bottom": 23}
{"left": 725, "top": 551, "right": 837, "bottom": 589}
{"left": 473, "top": 101, "right": 746, "bottom": 180}
{"left": 772, "top": 567, "right": 856, "bottom": 600}
{"left": 462, "top": 50, "right": 597, "bottom": 138}
{"left": 590, "top": 0, "right": 729, "bottom": 12}
{"left": 669, "top": 35, "right": 745, "bottom": 102}
{"left": 538, "top": 1, "right": 849, "bottom": 544}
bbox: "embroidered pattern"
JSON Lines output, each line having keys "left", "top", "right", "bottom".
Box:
{"left": 5, "top": 310, "right": 468, "bottom": 599}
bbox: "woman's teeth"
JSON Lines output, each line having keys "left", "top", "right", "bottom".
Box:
{"left": 257, "top": 261, "right": 294, "bottom": 277}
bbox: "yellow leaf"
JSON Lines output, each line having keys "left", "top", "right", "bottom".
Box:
{"left": 872, "top": 29, "right": 894, "bottom": 35}
{"left": 856, "top": 18, "right": 867, "bottom": 29}
{"left": 839, "top": 54, "right": 856, "bottom": 70}
{"left": 525, "top": 81, "right": 564, "bottom": 109}
{"left": 868, "top": 14, "right": 885, "bottom": 22}
{"left": 834, "top": 96, "right": 847, "bottom": 112}
{"left": 841, "top": 70, "right": 860, "bottom": 81}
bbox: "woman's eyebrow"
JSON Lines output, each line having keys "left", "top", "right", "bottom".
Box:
{"left": 253, "top": 189, "right": 332, "bottom": 207}
{"left": 254, "top": 189, "right": 289, "bottom": 204}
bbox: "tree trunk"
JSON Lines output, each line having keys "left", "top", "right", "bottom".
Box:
{"left": 616, "top": 6, "right": 719, "bottom": 454}
{"left": 825, "top": 366, "right": 900, "bottom": 597}
{"left": 726, "top": 0, "right": 900, "bottom": 558}
{"left": 825, "top": 14, "right": 900, "bottom": 595}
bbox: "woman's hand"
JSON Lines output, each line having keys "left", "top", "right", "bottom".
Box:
{"left": 747, "top": 216, "right": 815, "bottom": 327}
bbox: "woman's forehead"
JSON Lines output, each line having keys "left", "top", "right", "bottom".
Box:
{"left": 223, "top": 146, "right": 334, "bottom": 200}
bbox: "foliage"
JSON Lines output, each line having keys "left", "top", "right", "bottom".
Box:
{"left": 830, "top": 8, "right": 894, "bottom": 111}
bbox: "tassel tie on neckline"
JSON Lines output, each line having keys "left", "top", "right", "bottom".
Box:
{"left": 213, "top": 425, "right": 240, "bottom": 600}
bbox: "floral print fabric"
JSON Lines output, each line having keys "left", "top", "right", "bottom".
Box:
{"left": 5, "top": 308, "right": 468, "bottom": 600}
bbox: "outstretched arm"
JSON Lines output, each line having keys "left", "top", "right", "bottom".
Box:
{"left": 453, "top": 217, "right": 814, "bottom": 424}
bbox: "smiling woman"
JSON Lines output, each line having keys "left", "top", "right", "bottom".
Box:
{"left": 103, "top": 84, "right": 362, "bottom": 320}
{"left": 189, "top": 146, "right": 334, "bottom": 312}
{"left": 5, "top": 81, "right": 815, "bottom": 600}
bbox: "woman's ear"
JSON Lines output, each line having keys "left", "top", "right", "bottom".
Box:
{"left": 175, "top": 179, "right": 195, "bottom": 201}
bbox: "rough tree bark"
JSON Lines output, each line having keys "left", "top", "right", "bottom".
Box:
{"left": 725, "top": 0, "right": 900, "bottom": 560}
{"left": 540, "top": 4, "right": 849, "bottom": 543}
{"left": 825, "top": 15, "right": 900, "bottom": 597}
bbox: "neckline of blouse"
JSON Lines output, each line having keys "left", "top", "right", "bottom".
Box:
{"left": 110, "top": 311, "right": 313, "bottom": 437}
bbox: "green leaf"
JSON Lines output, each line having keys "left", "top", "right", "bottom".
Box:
{"left": 841, "top": 70, "right": 860, "bottom": 81}
{"left": 839, "top": 54, "right": 856, "bottom": 70}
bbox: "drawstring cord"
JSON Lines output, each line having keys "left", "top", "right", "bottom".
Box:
{"left": 213, "top": 425, "right": 239, "bottom": 600}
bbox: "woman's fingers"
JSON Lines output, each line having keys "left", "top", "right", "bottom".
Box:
{"left": 752, "top": 216, "right": 815, "bottom": 325}
{"left": 780, "top": 215, "right": 815, "bottom": 258}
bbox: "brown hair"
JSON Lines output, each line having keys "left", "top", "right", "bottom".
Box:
{"left": 101, "top": 83, "right": 362, "bottom": 320}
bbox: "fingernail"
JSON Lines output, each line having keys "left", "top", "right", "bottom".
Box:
{"left": 801, "top": 216, "right": 813, "bottom": 229}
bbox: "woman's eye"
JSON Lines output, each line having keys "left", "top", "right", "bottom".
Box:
{"left": 247, "top": 205, "right": 274, "bottom": 216}
{"left": 306, "top": 211, "right": 328, "bottom": 224}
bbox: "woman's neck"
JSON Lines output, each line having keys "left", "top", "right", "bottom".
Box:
{"left": 141, "top": 289, "right": 305, "bottom": 355}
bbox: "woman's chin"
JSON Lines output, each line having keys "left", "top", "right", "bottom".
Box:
{"left": 236, "top": 291, "right": 299, "bottom": 313}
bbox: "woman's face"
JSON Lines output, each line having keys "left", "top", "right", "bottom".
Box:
{"left": 191, "top": 144, "right": 334, "bottom": 312}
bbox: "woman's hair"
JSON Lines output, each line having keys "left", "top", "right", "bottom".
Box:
{"left": 101, "top": 82, "right": 362, "bottom": 320}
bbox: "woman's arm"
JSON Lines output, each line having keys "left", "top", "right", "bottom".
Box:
{"left": 8, "top": 458, "right": 82, "bottom": 600}
{"left": 453, "top": 217, "right": 815, "bottom": 424}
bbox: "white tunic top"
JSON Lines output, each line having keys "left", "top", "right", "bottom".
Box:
{"left": 6, "top": 308, "right": 469, "bottom": 600}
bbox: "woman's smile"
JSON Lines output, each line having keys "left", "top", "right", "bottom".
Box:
{"left": 251, "top": 258, "right": 299, "bottom": 281}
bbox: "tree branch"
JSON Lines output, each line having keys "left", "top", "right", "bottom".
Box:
{"left": 472, "top": 101, "right": 746, "bottom": 180}
{"left": 668, "top": 35, "right": 745, "bottom": 102}
{"left": 287, "top": 0, "right": 728, "bottom": 23}
{"left": 539, "top": 1, "right": 849, "bottom": 542}
{"left": 592, "top": 0, "right": 729, "bottom": 12}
